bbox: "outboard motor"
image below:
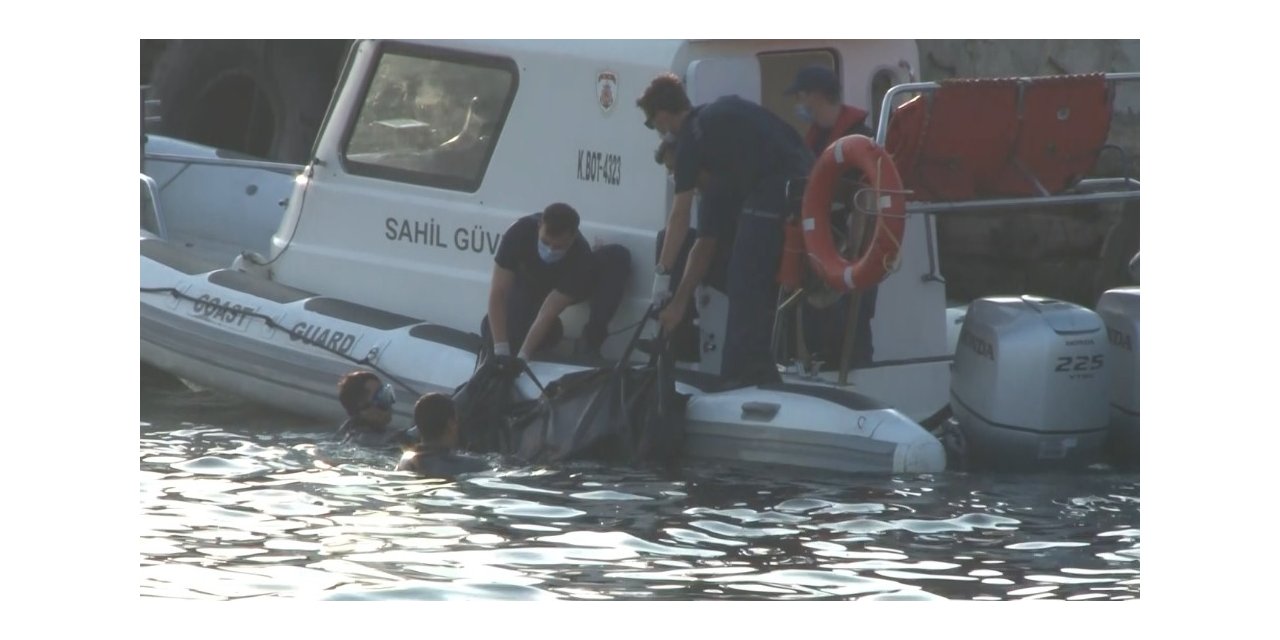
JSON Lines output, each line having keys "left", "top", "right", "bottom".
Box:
{"left": 1096, "top": 287, "right": 1140, "bottom": 464}
{"left": 949, "top": 296, "right": 1111, "bottom": 469}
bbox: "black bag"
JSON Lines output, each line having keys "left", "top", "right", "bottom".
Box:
{"left": 452, "top": 354, "right": 535, "bottom": 454}
{"left": 508, "top": 324, "right": 688, "bottom": 467}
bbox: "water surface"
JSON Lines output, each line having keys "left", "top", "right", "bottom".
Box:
{"left": 140, "top": 377, "right": 1139, "bottom": 600}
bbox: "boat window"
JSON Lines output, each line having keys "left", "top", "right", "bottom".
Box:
{"left": 342, "top": 44, "right": 518, "bottom": 193}
{"left": 756, "top": 49, "right": 839, "bottom": 136}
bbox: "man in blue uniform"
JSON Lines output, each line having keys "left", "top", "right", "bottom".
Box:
{"left": 638, "top": 73, "right": 813, "bottom": 386}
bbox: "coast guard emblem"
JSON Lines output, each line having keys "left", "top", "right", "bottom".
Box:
{"left": 597, "top": 71, "right": 617, "bottom": 113}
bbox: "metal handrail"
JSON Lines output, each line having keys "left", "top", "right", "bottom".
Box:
{"left": 904, "top": 188, "right": 1139, "bottom": 214}
{"left": 143, "top": 152, "right": 305, "bottom": 177}
{"left": 863, "top": 72, "right": 1140, "bottom": 281}
{"left": 1074, "top": 177, "right": 1140, "bottom": 192}
{"left": 873, "top": 81, "right": 937, "bottom": 147}
{"left": 804, "top": 72, "right": 1143, "bottom": 382}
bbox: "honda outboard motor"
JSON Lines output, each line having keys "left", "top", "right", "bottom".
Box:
{"left": 1096, "top": 287, "right": 1139, "bottom": 464}
{"left": 950, "top": 296, "right": 1111, "bottom": 469}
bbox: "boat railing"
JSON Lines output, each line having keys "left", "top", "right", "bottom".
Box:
{"left": 783, "top": 72, "right": 1140, "bottom": 385}
{"left": 870, "top": 71, "right": 1139, "bottom": 286}
{"left": 873, "top": 72, "right": 1139, "bottom": 213}
{"left": 141, "top": 85, "right": 305, "bottom": 178}
{"left": 142, "top": 151, "right": 306, "bottom": 177}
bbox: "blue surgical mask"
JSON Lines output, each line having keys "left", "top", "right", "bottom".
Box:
{"left": 794, "top": 103, "right": 813, "bottom": 123}
{"left": 538, "top": 238, "right": 567, "bottom": 264}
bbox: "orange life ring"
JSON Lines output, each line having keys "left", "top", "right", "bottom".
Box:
{"left": 799, "top": 135, "right": 906, "bottom": 292}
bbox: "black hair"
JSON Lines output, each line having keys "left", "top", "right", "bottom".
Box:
{"left": 541, "top": 202, "right": 580, "bottom": 237}
{"left": 414, "top": 392, "right": 456, "bottom": 443}
{"left": 637, "top": 73, "right": 692, "bottom": 122}
{"left": 337, "top": 370, "right": 379, "bottom": 416}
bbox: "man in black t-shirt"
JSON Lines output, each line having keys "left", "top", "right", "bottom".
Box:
{"left": 481, "top": 202, "right": 631, "bottom": 360}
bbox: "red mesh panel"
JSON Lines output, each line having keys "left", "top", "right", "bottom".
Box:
{"left": 989, "top": 74, "right": 1113, "bottom": 195}
{"left": 880, "top": 75, "right": 1114, "bottom": 202}
{"left": 910, "top": 78, "right": 1020, "bottom": 201}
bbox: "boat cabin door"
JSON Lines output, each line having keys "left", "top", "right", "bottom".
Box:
{"left": 685, "top": 57, "right": 762, "bottom": 105}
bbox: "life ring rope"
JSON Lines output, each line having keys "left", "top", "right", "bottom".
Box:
{"left": 866, "top": 153, "right": 904, "bottom": 276}
{"left": 799, "top": 135, "right": 908, "bottom": 292}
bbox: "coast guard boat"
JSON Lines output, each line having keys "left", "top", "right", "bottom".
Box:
{"left": 140, "top": 39, "right": 1139, "bottom": 473}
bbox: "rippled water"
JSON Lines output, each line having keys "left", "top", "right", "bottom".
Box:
{"left": 140, "top": 374, "right": 1139, "bottom": 600}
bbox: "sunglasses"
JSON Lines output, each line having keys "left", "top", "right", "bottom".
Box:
{"left": 366, "top": 382, "right": 396, "bottom": 411}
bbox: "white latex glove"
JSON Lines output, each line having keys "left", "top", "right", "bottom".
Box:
{"left": 493, "top": 342, "right": 511, "bottom": 357}
{"left": 651, "top": 271, "right": 672, "bottom": 308}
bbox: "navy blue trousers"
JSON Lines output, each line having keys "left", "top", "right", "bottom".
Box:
{"left": 721, "top": 211, "right": 784, "bottom": 383}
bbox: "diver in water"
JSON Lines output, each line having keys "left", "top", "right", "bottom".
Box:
{"left": 396, "top": 393, "right": 491, "bottom": 479}
{"left": 335, "top": 370, "right": 417, "bottom": 450}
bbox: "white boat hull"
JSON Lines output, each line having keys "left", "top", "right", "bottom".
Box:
{"left": 141, "top": 237, "right": 945, "bottom": 474}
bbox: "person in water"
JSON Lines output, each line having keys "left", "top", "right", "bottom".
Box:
{"left": 335, "top": 370, "right": 417, "bottom": 450}
{"left": 396, "top": 392, "right": 490, "bottom": 478}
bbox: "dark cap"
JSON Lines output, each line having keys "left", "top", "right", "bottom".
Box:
{"left": 785, "top": 66, "right": 840, "bottom": 97}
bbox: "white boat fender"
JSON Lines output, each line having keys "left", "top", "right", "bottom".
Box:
{"left": 139, "top": 281, "right": 427, "bottom": 401}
